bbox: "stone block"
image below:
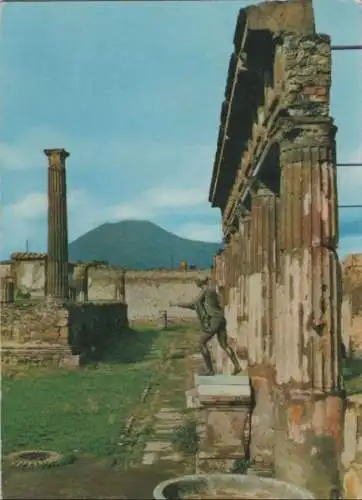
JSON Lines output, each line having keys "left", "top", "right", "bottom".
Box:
{"left": 59, "top": 354, "right": 80, "bottom": 369}
{"left": 196, "top": 453, "right": 243, "bottom": 474}
{"left": 194, "top": 374, "right": 251, "bottom": 405}
{"left": 200, "top": 406, "right": 249, "bottom": 454}
{"left": 192, "top": 374, "right": 252, "bottom": 476}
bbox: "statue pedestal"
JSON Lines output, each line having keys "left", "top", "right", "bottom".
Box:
{"left": 192, "top": 375, "right": 252, "bottom": 473}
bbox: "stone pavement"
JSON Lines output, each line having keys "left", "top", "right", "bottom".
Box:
{"left": 141, "top": 351, "right": 203, "bottom": 467}
{"left": 142, "top": 407, "right": 185, "bottom": 465}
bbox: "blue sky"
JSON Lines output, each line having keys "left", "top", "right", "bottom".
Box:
{"left": 0, "top": 0, "right": 361, "bottom": 260}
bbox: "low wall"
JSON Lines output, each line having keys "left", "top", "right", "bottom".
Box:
{"left": 88, "top": 268, "right": 211, "bottom": 320}
{"left": 67, "top": 301, "right": 128, "bottom": 353}
{"left": 1, "top": 299, "right": 128, "bottom": 367}
{"left": 1, "top": 257, "right": 211, "bottom": 321}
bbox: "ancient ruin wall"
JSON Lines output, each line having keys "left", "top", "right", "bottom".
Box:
{"left": 1, "top": 300, "right": 128, "bottom": 366}
{"left": 10, "top": 253, "right": 47, "bottom": 297}
{"left": 4, "top": 258, "right": 211, "bottom": 321}
{"left": 208, "top": 0, "right": 344, "bottom": 493}
{"left": 88, "top": 267, "right": 211, "bottom": 320}
{"left": 342, "top": 253, "right": 362, "bottom": 354}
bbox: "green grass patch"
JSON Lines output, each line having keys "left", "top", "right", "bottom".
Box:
{"left": 172, "top": 419, "right": 199, "bottom": 455}
{"left": 2, "top": 326, "right": 183, "bottom": 459}
{"left": 2, "top": 363, "right": 153, "bottom": 457}
{"left": 344, "top": 358, "right": 362, "bottom": 395}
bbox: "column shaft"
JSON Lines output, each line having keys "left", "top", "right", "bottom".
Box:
{"left": 248, "top": 183, "right": 278, "bottom": 366}
{"left": 236, "top": 214, "right": 251, "bottom": 365}
{"left": 276, "top": 142, "right": 341, "bottom": 390}
{"left": 45, "top": 149, "right": 69, "bottom": 299}
{"left": 274, "top": 131, "right": 344, "bottom": 498}
{"left": 247, "top": 183, "right": 278, "bottom": 476}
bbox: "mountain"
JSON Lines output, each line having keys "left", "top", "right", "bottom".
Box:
{"left": 68, "top": 220, "right": 222, "bottom": 269}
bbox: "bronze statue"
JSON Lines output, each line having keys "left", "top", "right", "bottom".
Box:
{"left": 169, "top": 277, "right": 241, "bottom": 375}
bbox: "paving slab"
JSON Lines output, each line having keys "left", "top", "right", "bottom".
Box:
{"left": 142, "top": 452, "right": 157, "bottom": 465}
{"left": 158, "top": 407, "right": 179, "bottom": 413}
{"left": 144, "top": 441, "right": 173, "bottom": 453}
{"left": 154, "top": 427, "right": 175, "bottom": 435}
{"left": 155, "top": 411, "right": 183, "bottom": 421}
{"left": 159, "top": 453, "right": 184, "bottom": 462}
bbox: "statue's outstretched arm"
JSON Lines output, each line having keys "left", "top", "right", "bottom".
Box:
{"left": 169, "top": 290, "right": 206, "bottom": 310}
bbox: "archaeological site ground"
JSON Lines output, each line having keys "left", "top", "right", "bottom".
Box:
{"left": 1, "top": 0, "right": 362, "bottom": 499}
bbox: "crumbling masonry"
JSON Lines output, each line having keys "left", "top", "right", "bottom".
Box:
{"left": 208, "top": 0, "right": 344, "bottom": 497}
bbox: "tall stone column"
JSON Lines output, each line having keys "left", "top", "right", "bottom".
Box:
{"left": 44, "top": 149, "right": 70, "bottom": 299}
{"left": 274, "top": 122, "right": 344, "bottom": 498}
{"left": 223, "top": 231, "right": 241, "bottom": 359}
{"left": 247, "top": 181, "right": 278, "bottom": 477}
{"left": 236, "top": 209, "right": 251, "bottom": 370}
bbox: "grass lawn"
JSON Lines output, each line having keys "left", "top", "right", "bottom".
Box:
{"left": 2, "top": 323, "right": 200, "bottom": 500}
{"left": 2, "top": 325, "right": 190, "bottom": 461}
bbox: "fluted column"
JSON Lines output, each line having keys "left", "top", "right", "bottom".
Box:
{"left": 248, "top": 181, "right": 278, "bottom": 366}
{"left": 247, "top": 182, "right": 278, "bottom": 477}
{"left": 276, "top": 126, "right": 341, "bottom": 391}
{"left": 0, "top": 277, "right": 15, "bottom": 303}
{"left": 274, "top": 123, "right": 344, "bottom": 498}
{"left": 236, "top": 210, "right": 251, "bottom": 367}
{"left": 44, "top": 148, "right": 69, "bottom": 299}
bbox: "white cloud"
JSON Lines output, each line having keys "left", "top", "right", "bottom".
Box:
{"left": 175, "top": 222, "right": 222, "bottom": 243}
{"left": 7, "top": 192, "right": 47, "bottom": 220}
{"left": 2, "top": 182, "right": 215, "bottom": 250}
{"left": 146, "top": 186, "right": 207, "bottom": 209}
{"left": 0, "top": 126, "right": 70, "bottom": 171}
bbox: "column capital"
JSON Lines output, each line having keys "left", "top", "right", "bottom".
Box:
{"left": 44, "top": 148, "right": 70, "bottom": 158}
{"left": 44, "top": 148, "right": 70, "bottom": 163}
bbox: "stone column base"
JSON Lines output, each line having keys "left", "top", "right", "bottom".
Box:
{"left": 249, "top": 372, "right": 276, "bottom": 479}
{"left": 274, "top": 387, "right": 345, "bottom": 499}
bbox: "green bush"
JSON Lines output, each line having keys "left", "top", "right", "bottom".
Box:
{"left": 172, "top": 419, "right": 200, "bottom": 455}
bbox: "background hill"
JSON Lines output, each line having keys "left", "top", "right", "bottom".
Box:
{"left": 68, "top": 220, "right": 222, "bottom": 269}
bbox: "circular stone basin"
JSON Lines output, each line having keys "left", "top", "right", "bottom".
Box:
{"left": 7, "top": 450, "right": 64, "bottom": 469}
{"left": 153, "top": 474, "right": 315, "bottom": 500}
